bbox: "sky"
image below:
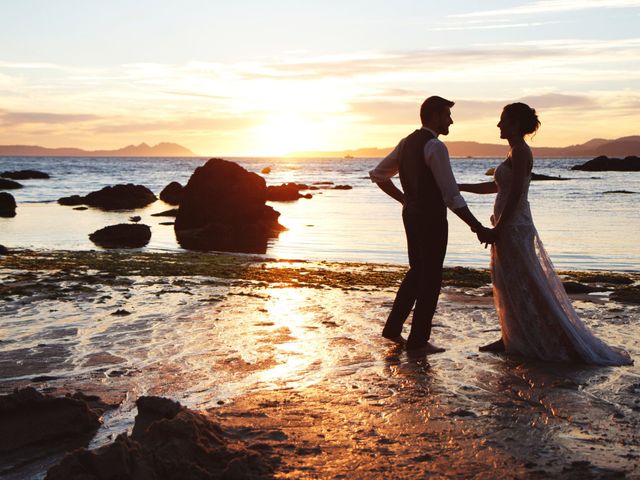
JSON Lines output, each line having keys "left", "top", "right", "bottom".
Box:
{"left": 1, "top": 0, "right": 639, "bottom": 156}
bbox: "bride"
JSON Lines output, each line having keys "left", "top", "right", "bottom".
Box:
{"left": 459, "top": 103, "right": 632, "bottom": 366}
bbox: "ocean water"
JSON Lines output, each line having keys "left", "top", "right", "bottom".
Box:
{"left": 0, "top": 155, "right": 639, "bottom": 271}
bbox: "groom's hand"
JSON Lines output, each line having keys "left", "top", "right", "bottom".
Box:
{"left": 476, "top": 226, "right": 496, "bottom": 247}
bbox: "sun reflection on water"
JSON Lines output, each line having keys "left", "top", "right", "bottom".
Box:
{"left": 254, "top": 287, "right": 325, "bottom": 389}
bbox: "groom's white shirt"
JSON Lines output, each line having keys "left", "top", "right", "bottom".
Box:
{"left": 369, "top": 126, "right": 467, "bottom": 211}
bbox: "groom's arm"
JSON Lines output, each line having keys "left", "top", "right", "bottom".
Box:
{"left": 427, "top": 141, "right": 492, "bottom": 240}
{"left": 376, "top": 179, "right": 405, "bottom": 204}
{"left": 370, "top": 141, "right": 404, "bottom": 204}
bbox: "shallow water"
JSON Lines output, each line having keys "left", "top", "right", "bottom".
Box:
{"left": 1, "top": 155, "right": 639, "bottom": 271}
{"left": 1, "top": 258, "right": 638, "bottom": 478}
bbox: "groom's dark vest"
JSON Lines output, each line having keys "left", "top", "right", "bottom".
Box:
{"left": 398, "top": 129, "right": 447, "bottom": 224}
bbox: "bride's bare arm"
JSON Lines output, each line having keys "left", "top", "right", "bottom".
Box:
{"left": 493, "top": 145, "right": 531, "bottom": 234}
{"left": 457, "top": 182, "right": 498, "bottom": 194}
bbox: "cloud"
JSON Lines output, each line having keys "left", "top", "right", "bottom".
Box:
{"left": 347, "top": 93, "right": 603, "bottom": 127}
{"left": 0, "top": 111, "right": 100, "bottom": 126}
{"left": 452, "top": 0, "right": 640, "bottom": 18}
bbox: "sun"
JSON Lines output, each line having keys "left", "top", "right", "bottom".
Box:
{"left": 251, "top": 112, "right": 323, "bottom": 156}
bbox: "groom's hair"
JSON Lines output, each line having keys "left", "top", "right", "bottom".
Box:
{"left": 420, "top": 96, "right": 454, "bottom": 125}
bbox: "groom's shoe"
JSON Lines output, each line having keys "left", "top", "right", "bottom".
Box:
{"left": 407, "top": 341, "right": 446, "bottom": 356}
{"left": 479, "top": 338, "right": 505, "bottom": 352}
{"left": 382, "top": 333, "right": 407, "bottom": 345}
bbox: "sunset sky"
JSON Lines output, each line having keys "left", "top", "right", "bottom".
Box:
{"left": 1, "top": 0, "right": 639, "bottom": 156}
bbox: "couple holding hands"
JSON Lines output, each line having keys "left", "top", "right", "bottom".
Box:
{"left": 370, "top": 96, "right": 631, "bottom": 366}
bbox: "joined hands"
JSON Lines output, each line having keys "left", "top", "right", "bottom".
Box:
{"left": 476, "top": 226, "right": 497, "bottom": 247}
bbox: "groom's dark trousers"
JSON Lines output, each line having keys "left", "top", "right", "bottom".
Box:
{"left": 381, "top": 129, "right": 448, "bottom": 350}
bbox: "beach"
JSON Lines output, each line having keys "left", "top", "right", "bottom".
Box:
{"left": 1, "top": 249, "right": 639, "bottom": 478}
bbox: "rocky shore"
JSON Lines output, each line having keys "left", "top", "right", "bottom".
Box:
{"left": 0, "top": 250, "right": 639, "bottom": 478}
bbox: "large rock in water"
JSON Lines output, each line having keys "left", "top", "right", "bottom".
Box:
{"left": 89, "top": 223, "right": 152, "bottom": 248}
{"left": 159, "top": 181, "right": 184, "bottom": 205}
{"left": 1, "top": 169, "right": 50, "bottom": 180}
{"left": 571, "top": 155, "right": 640, "bottom": 171}
{"left": 175, "top": 158, "right": 285, "bottom": 253}
{"left": 59, "top": 184, "right": 157, "bottom": 210}
{"left": 0, "top": 178, "right": 22, "bottom": 190}
{"left": 0, "top": 192, "right": 17, "bottom": 217}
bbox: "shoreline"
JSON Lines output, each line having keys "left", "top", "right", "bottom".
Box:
{"left": 1, "top": 249, "right": 639, "bottom": 478}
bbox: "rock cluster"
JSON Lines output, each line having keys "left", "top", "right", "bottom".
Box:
{"left": 266, "top": 182, "right": 313, "bottom": 201}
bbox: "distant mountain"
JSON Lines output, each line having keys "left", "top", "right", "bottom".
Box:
{"left": 293, "top": 136, "right": 640, "bottom": 158}
{"left": 0, "top": 142, "right": 196, "bottom": 157}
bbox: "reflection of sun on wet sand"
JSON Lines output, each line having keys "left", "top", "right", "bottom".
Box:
{"left": 1, "top": 250, "right": 639, "bottom": 478}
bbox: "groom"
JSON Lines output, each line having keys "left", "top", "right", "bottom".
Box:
{"left": 370, "top": 96, "right": 493, "bottom": 354}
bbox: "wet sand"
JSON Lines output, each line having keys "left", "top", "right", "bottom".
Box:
{"left": 1, "top": 250, "right": 639, "bottom": 478}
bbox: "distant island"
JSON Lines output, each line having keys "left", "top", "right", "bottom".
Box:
{"left": 0, "top": 142, "right": 196, "bottom": 157}
{"left": 293, "top": 135, "right": 640, "bottom": 159}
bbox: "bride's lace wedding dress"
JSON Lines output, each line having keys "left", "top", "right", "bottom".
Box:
{"left": 490, "top": 160, "right": 632, "bottom": 365}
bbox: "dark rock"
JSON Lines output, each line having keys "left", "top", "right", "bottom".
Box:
{"left": 31, "top": 375, "right": 59, "bottom": 382}
{"left": 0, "top": 178, "right": 22, "bottom": 190}
{"left": 0, "top": 387, "right": 100, "bottom": 454}
{"left": 0, "top": 192, "right": 17, "bottom": 217}
{"left": 59, "top": 184, "right": 157, "bottom": 210}
{"left": 0, "top": 245, "right": 8, "bottom": 255}
{"left": 46, "top": 396, "right": 278, "bottom": 480}
{"left": 131, "top": 396, "right": 183, "bottom": 440}
{"left": 604, "top": 190, "right": 637, "bottom": 194}
{"left": 562, "top": 281, "right": 602, "bottom": 294}
{"left": 531, "top": 173, "right": 568, "bottom": 181}
{"left": 58, "top": 195, "right": 85, "bottom": 206}
{"left": 571, "top": 155, "right": 640, "bottom": 171}
{"left": 611, "top": 286, "right": 640, "bottom": 304}
{"left": 1, "top": 169, "right": 50, "bottom": 180}
{"left": 266, "top": 182, "right": 313, "bottom": 201}
{"left": 89, "top": 223, "right": 151, "bottom": 248}
{"left": 72, "top": 206, "right": 88, "bottom": 210}
{"left": 129, "top": 215, "right": 141, "bottom": 223}
{"left": 151, "top": 208, "right": 179, "bottom": 217}
{"left": 175, "top": 158, "right": 286, "bottom": 253}
{"left": 333, "top": 185, "right": 353, "bottom": 190}
{"left": 159, "top": 181, "right": 184, "bottom": 205}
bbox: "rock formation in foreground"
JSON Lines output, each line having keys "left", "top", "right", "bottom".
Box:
{"left": 46, "top": 396, "right": 278, "bottom": 480}
{"left": 175, "top": 158, "right": 285, "bottom": 253}
{"left": 89, "top": 223, "right": 152, "bottom": 248}
{"left": 59, "top": 184, "right": 157, "bottom": 210}
{"left": 571, "top": 155, "right": 640, "bottom": 172}
{"left": 0, "top": 387, "right": 107, "bottom": 474}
